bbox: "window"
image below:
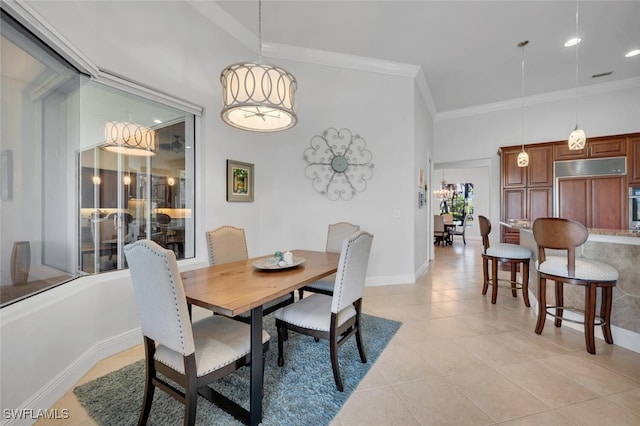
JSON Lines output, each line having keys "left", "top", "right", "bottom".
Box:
{"left": 1, "top": 9, "right": 196, "bottom": 307}
{"left": 78, "top": 82, "right": 195, "bottom": 274}
{"left": 439, "top": 183, "right": 474, "bottom": 226}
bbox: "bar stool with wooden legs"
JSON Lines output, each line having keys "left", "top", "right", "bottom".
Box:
{"left": 532, "top": 217, "right": 618, "bottom": 354}
{"left": 479, "top": 215, "right": 532, "bottom": 306}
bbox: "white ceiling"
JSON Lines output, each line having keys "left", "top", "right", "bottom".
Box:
{"left": 207, "top": 0, "right": 640, "bottom": 115}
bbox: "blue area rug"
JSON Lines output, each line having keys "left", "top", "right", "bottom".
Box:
{"left": 74, "top": 314, "right": 401, "bottom": 425}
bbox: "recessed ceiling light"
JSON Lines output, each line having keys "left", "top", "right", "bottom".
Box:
{"left": 153, "top": 119, "right": 162, "bottom": 124}
{"left": 564, "top": 37, "right": 581, "bottom": 47}
{"left": 625, "top": 49, "right": 640, "bottom": 58}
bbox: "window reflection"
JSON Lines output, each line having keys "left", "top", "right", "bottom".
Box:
{"left": 1, "top": 9, "right": 196, "bottom": 306}
{"left": 79, "top": 116, "right": 194, "bottom": 274}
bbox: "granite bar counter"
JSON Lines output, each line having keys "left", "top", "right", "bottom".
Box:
{"left": 501, "top": 221, "right": 640, "bottom": 352}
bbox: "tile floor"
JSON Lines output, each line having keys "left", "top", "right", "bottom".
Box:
{"left": 38, "top": 239, "right": 640, "bottom": 425}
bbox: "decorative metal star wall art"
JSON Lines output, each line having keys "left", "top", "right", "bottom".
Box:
{"left": 303, "top": 128, "right": 374, "bottom": 200}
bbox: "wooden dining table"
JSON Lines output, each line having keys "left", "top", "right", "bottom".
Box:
{"left": 180, "top": 249, "right": 340, "bottom": 425}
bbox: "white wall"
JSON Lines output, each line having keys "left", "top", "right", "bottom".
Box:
{"left": 1, "top": 0, "right": 421, "bottom": 416}
{"left": 252, "top": 60, "right": 417, "bottom": 284}
{"left": 413, "top": 84, "right": 434, "bottom": 274}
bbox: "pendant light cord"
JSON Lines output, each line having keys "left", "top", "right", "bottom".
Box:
{"left": 521, "top": 42, "right": 526, "bottom": 151}
{"left": 575, "top": 0, "right": 579, "bottom": 128}
{"left": 518, "top": 40, "right": 528, "bottom": 153}
{"left": 258, "top": 0, "right": 263, "bottom": 63}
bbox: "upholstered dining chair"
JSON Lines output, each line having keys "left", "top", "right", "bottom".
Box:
{"left": 206, "top": 226, "right": 294, "bottom": 321}
{"left": 433, "top": 215, "right": 448, "bottom": 246}
{"left": 124, "top": 240, "right": 270, "bottom": 426}
{"left": 274, "top": 230, "right": 374, "bottom": 392}
{"left": 479, "top": 215, "right": 531, "bottom": 306}
{"left": 206, "top": 225, "right": 248, "bottom": 265}
{"left": 298, "top": 222, "right": 360, "bottom": 299}
{"left": 532, "top": 217, "right": 618, "bottom": 354}
{"left": 441, "top": 213, "right": 454, "bottom": 224}
{"left": 451, "top": 214, "right": 468, "bottom": 244}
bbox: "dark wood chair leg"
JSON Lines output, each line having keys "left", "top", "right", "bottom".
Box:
{"left": 329, "top": 328, "right": 343, "bottom": 392}
{"left": 139, "top": 339, "right": 155, "bottom": 426}
{"left": 481, "top": 256, "right": 489, "bottom": 295}
{"left": 601, "top": 286, "right": 614, "bottom": 344}
{"left": 510, "top": 263, "right": 517, "bottom": 297}
{"left": 554, "top": 281, "right": 564, "bottom": 327}
{"left": 184, "top": 381, "right": 197, "bottom": 426}
{"left": 491, "top": 258, "right": 499, "bottom": 304}
{"left": 535, "top": 277, "right": 547, "bottom": 335}
{"left": 276, "top": 322, "right": 285, "bottom": 367}
{"left": 298, "top": 289, "right": 304, "bottom": 300}
{"left": 522, "top": 261, "right": 530, "bottom": 307}
{"left": 184, "top": 355, "right": 198, "bottom": 426}
{"left": 584, "top": 283, "right": 597, "bottom": 354}
{"left": 138, "top": 370, "right": 154, "bottom": 426}
{"left": 354, "top": 309, "right": 367, "bottom": 364}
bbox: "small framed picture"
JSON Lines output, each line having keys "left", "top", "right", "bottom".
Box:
{"left": 227, "top": 160, "right": 254, "bottom": 202}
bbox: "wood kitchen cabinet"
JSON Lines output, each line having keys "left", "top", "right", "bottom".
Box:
{"left": 554, "top": 136, "right": 626, "bottom": 161}
{"left": 527, "top": 145, "right": 553, "bottom": 187}
{"left": 500, "top": 145, "right": 553, "bottom": 243}
{"left": 502, "top": 150, "right": 526, "bottom": 187}
{"left": 629, "top": 137, "right": 640, "bottom": 185}
{"left": 557, "top": 175, "right": 626, "bottom": 229}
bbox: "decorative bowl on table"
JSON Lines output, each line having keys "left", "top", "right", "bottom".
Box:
{"left": 252, "top": 256, "right": 305, "bottom": 271}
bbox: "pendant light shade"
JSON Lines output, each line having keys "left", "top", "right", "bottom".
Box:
{"left": 220, "top": 62, "right": 297, "bottom": 132}
{"left": 569, "top": 127, "right": 586, "bottom": 150}
{"left": 517, "top": 151, "right": 530, "bottom": 167}
{"left": 220, "top": 0, "right": 298, "bottom": 132}
{"left": 102, "top": 121, "right": 156, "bottom": 156}
{"left": 568, "top": 0, "right": 586, "bottom": 150}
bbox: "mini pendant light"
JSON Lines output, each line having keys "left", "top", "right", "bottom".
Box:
{"left": 568, "top": 0, "right": 586, "bottom": 150}
{"left": 517, "top": 40, "right": 530, "bottom": 168}
{"left": 220, "top": 0, "right": 297, "bottom": 132}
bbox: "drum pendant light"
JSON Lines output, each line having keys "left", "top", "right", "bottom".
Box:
{"left": 568, "top": 1, "right": 586, "bottom": 150}
{"left": 103, "top": 121, "right": 156, "bottom": 157}
{"left": 517, "top": 40, "right": 530, "bottom": 168}
{"left": 220, "top": 0, "right": 297, "bottom": 132}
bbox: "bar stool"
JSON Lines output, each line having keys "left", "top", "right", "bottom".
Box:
{"left": 532, "top": 218, "right": 618, "bottom": 354}
{"left": 479, "top": 215, "right": 532, "bottom": 306}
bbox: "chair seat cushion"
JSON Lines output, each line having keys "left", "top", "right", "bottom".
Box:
{"left": 486, "top": 243, "right": 531, "bottom": 260}
{"left": 274, "top": 294, "right": 356, "bottom": 332}
{"left": 537, "top": 255, "right": 619, "bottom": 281}
{"left": 155, "top": 315, "right": 269, "bottom": 377}
{"left": 304, "top": 278, "right": 335, "bottom": 293}
{"left": 235, "top": 293, "right": 293, "bottom": 318}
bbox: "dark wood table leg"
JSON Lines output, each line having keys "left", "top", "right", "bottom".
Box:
{"left": 250, "top": 305, "right": 264, "bottom": 426}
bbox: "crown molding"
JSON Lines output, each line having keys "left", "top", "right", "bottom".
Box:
{"left": 186, "top": 0, "right": 438, "bottom": 114}
{"left": 414, "top": 67, "right": 438, "bottom": 118}
{"left": 262, "top": 41, "right": 420, "bottom": 78}
{"left": 185, "top": 0, "right": 257, "bottom": 53}
{"left": 1, "top": 0, "right": 99, "bottom": 76}
{"left": 435, "top": 76, "right": 640, "bottom": 122}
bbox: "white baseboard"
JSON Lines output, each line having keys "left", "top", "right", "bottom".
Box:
{"left": 3, "top": 328, "right": 141, "bottom": 426}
